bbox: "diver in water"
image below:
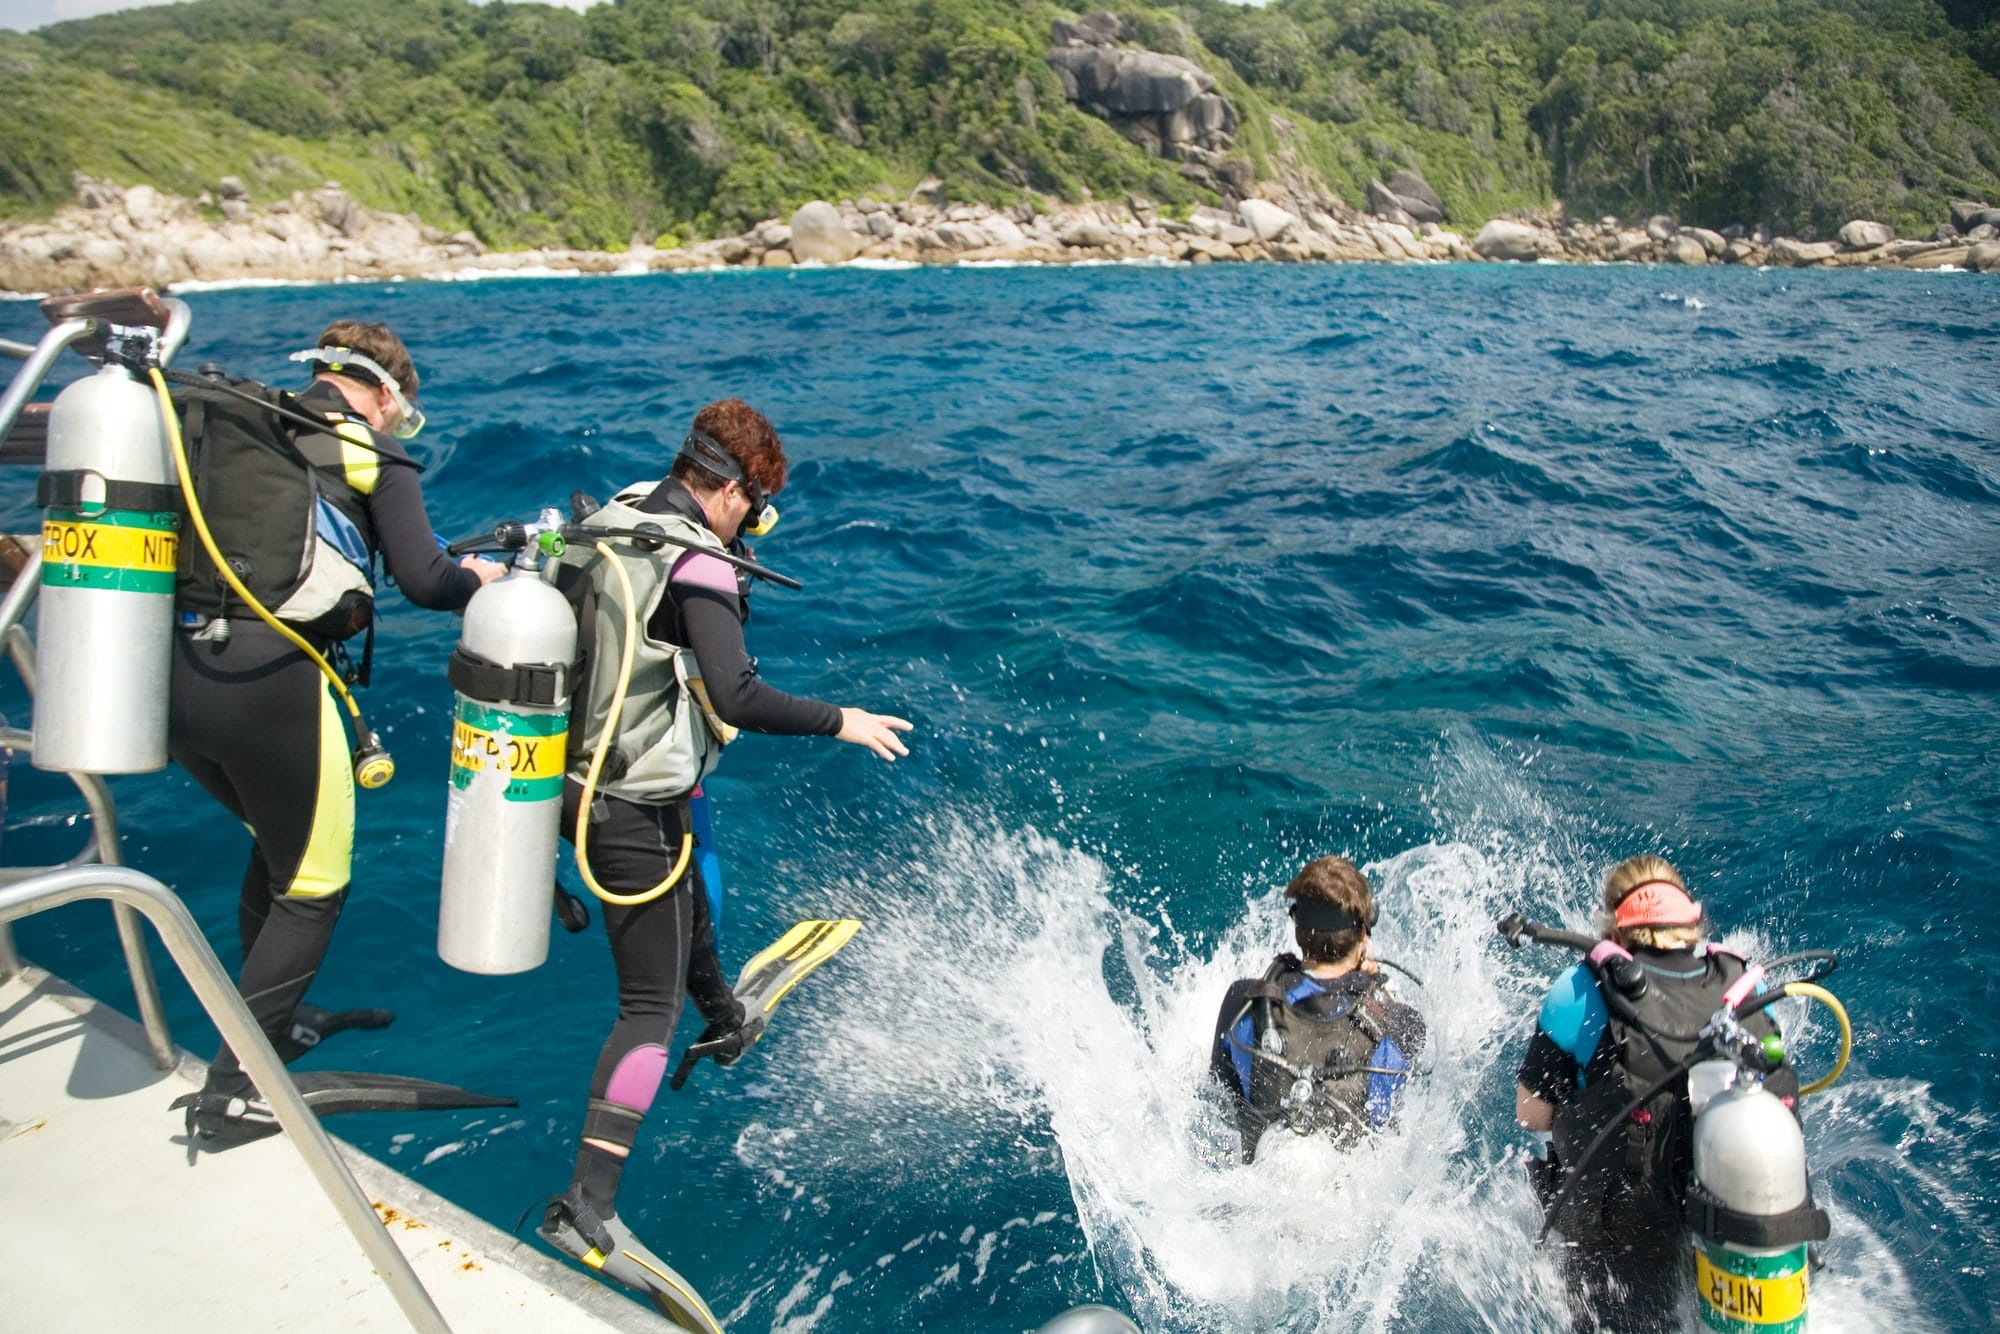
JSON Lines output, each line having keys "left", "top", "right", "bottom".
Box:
{"left": 537, "top": 397, "right": 911, "bottom": 1318}
{"left": 171, "top": 320, "right": 502, "bottom": 1142}
{"left": 1209, "top": 856, "right": 1425, "bottom": 1162}
{"left": 1514, "top": 854, "right": 1800, "bottom": 1332}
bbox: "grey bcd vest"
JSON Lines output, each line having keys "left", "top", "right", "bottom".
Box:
{"left": 561, "top": 489, "right": 737, "bottom": 803}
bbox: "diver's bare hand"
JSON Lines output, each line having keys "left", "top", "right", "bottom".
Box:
{"left": 462, "top": 555, "right": 506, "bottom": 586}
{"left": 837, "top": 708, "right": 913, "bottom": 760}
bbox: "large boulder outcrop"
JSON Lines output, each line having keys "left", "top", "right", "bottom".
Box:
{"left": 1769, "top": 237, "right": 1839, "bottom": 266}
{"left": 1948, "top": 199, "right": 1993, "bottom": 232}
{"left": 1838, "top": 219, "right": 1894, "bottom": 250}
{"left": 1665, "top": 234, "right": 1709, "bottom": 265}
{"left": 1473, "top": 218, "right": 1547, "bottom": 261}
{"left": 1375, "top": 170, "right": 1444, "bottom": 224}
{"left": 1238, "top": 199, "right": 1296, "bottom": 243}
{"left": 1047, "top": 16, "right": 1237, "bottom": 168}
{"left": 1680, "top": 226, "right": 1728, "bottom": 258}
{"left": 788, "top": 200, "right": 859, "bottom": 263}
{"left": 1050, "top": 11, "right": 1123, "bottom": 47}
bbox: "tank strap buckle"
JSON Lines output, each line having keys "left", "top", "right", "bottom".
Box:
{"left": 448, "top": 646, "right": 569, "bottom": 708}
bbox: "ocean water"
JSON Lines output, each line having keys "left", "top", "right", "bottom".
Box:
{"left": 3, "top": 261, "right": 1996, "bottom": 1332}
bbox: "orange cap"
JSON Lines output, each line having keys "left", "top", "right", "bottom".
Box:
{"left": 1613, "top": 880, "right": 1702, "bottom": 929}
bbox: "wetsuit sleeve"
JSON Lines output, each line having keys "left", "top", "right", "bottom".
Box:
{"left": 669, "top": 569, "right": 842, "bottom": 736}
{"left": 1517, "top": 1027, "right": 1580, "bottom": 1106}
{"left": 1210, "top": 980, "right": 1259, "bottom": 1102}
{"left": 368, "top": 463, "right": 480, "bottom": 611}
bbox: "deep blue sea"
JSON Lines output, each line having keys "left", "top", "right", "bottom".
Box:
{"left": 4, "top": 261, "right": 1997, "bottom": 1332}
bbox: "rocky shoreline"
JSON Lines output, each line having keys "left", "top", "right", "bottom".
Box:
{"left": 3, "top": 173, "right": 1996, "bottom": 297}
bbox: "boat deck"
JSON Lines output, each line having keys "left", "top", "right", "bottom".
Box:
{"left": 0, "top": 966, "right": 673, "bottom": 1333}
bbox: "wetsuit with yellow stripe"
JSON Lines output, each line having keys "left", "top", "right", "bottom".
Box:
{"left": 168, "top": 380, "right": 478, "bottom": 1097}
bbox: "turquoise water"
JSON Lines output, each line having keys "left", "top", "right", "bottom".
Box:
{"left": 4, "top": 262, "right": 1996, "bottom": 1331}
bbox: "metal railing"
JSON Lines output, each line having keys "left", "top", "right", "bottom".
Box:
{"left": 0, "top": 295, "right": 452, "bottom": 1332}
{"left": 0, "top": 549, "right": 175, "bottom": 1068}
{"left": 0, "top": 866, "right": 450, "bottom": 1334}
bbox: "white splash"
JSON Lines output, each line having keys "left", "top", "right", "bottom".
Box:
{"left": 733, "top": 736, "right": 1958, "bottom": 1332}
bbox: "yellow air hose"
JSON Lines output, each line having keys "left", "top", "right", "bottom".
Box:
{"left": 151, "top": 368, "right": 393, "bottom": 787}
{"left": 1780, "top": 981, "right": 1852, "bottom": 1096}
{"left": 573, "top": 538, "right": 693, "bottom": 906}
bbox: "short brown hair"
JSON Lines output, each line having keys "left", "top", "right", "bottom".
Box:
{"left": 1286, "top": 856, "right": 1374, "bottom": 965}
{"left": 675, "top": 398, "right": 787, "bottom": 498}
{"left": 315, "top": 320, "right": 418, "bottom": 398}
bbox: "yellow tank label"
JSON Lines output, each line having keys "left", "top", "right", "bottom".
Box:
{"left": 42, "top": 518, "right": 177, "bottom": 572}
{"left": 452, "top": 719, "right": 567, "bottom": 780}
{"left": 1696, "top": 1244, "right": 1808, "bottom": 1329}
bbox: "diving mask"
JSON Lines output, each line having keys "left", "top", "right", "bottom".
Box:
{"left": 680, "top": 428, "right": 779, "bottom": 537}
{"left": 289, "top": 346, "right": 426, "bottom": 439}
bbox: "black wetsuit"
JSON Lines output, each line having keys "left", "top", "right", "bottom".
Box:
{"left": 1517, "top": 948, "right": 1799, "bottom": 1333}
{"left": 563, "top": 481, "right": 839, "bottom": 1198}
{"left": 169, "top": 381, "right": 478, "bottom": 1095}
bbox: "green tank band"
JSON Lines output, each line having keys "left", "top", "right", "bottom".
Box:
{"left": 40, "top": 507, "right": 179, "bottom": 595}
{"left": 1696, "top": 1239, "right": 1808, "bottom": 1333}
{"left": 450, "top": 699, "right": 568, "bottom": 802}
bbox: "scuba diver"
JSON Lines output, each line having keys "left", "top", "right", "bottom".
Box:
{"left": 535, "top": 397, "right": 911, "bottom": 1317}
{"left": 1513, "top": 854, "right": 1801, "bottom": 1332}
{"left": 169, "top": 320, "right": 502, "bottom": 1142}
{"left": 1209, "top": 856, "right": 1425, "bottom": 1162}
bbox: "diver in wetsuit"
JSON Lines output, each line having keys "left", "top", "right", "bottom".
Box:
{"left": 1210, "top": 856, "right": 1425, "bottom": 1162}
{"left": 1514, "top": 854, "right": 1800, "bottom": 1333}
{"left": 537, "top": 397, "right": 911, "bottom": 1310}
{"left": 171, "top": 321, "right": 502, "bottom": 1140}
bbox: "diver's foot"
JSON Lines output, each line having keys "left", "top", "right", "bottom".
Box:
{"left": 538, "top": 1187, "right": 722, "bottom": 1330}
{"left": 169, "top": 1085, "right": 280, "bottom": 1147}
{"left": 668, "top": 1009, "right": 765, "bottom": 1090}
{"left": 274, "top": 1002, "right": 396, "bottom": 1063}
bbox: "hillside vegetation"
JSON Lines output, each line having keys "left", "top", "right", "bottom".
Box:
{"left": 2, "top": 0, "right": 1997, "bottom": 247}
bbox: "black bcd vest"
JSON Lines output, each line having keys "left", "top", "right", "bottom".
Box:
{"left": 1551, "top": 949, "right": 1782, "bottom": 1218}
{"left": 170, "top": 373, "right": 379, "bottom": 643}
{"left": 1236, "top": 956, "right": 1391, "bottom": 1155}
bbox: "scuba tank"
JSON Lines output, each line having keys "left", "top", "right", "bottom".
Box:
{"left": 438, "top": 512, "right": 575, "bottom": 975}
{"left": 34, "top": 362, "right": 179, "bottom": 773}
{"left": 1687, "top": 1072, "right": 1819, "bottom": 1332}
{"left": 436, "top": 499, "right": 799, "bottom": 958}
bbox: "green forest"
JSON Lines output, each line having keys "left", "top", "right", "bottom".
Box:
{"left": 3, "top": 0, "right": 1997, "bottom": 248}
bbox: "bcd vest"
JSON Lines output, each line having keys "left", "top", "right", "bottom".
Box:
{"left": 562, "top": 488, "right": 738, "bottom": 803}
{"left": 1551, "top": 947, "right": 1781, "bottom": 1216}
{"left": 1239, "top": 958, "right": 1391, "bottom": 1148}
{"left": 171, "top": 374, "right": 380, "bottom": 642}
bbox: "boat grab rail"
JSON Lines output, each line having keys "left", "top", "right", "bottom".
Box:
{"left": 0, "top": 547, "right": 173, "bottom": 1069}
{"left": 0, "top": 289, "right": 192, "bottom": 445}
{"left": 0, "top": 864, "right": 452, "bottom": 1334}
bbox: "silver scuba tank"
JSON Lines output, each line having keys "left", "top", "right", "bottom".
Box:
{"left": 33, "top": 364, "right": 177, "bottom": 773}
{"left": 1688, "top": 1072, "right": 1814, "bottom": 1333}
{"left": 438, "top": 543, "right": 575, "bottom": 974}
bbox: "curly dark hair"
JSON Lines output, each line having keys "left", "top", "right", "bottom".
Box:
{"left": 674, "top": 398, "right": 788, "bottom": 498}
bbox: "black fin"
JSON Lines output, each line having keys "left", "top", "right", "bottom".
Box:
{"left": 292, "top": 1070, "right": 517, "bottom": 1118}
